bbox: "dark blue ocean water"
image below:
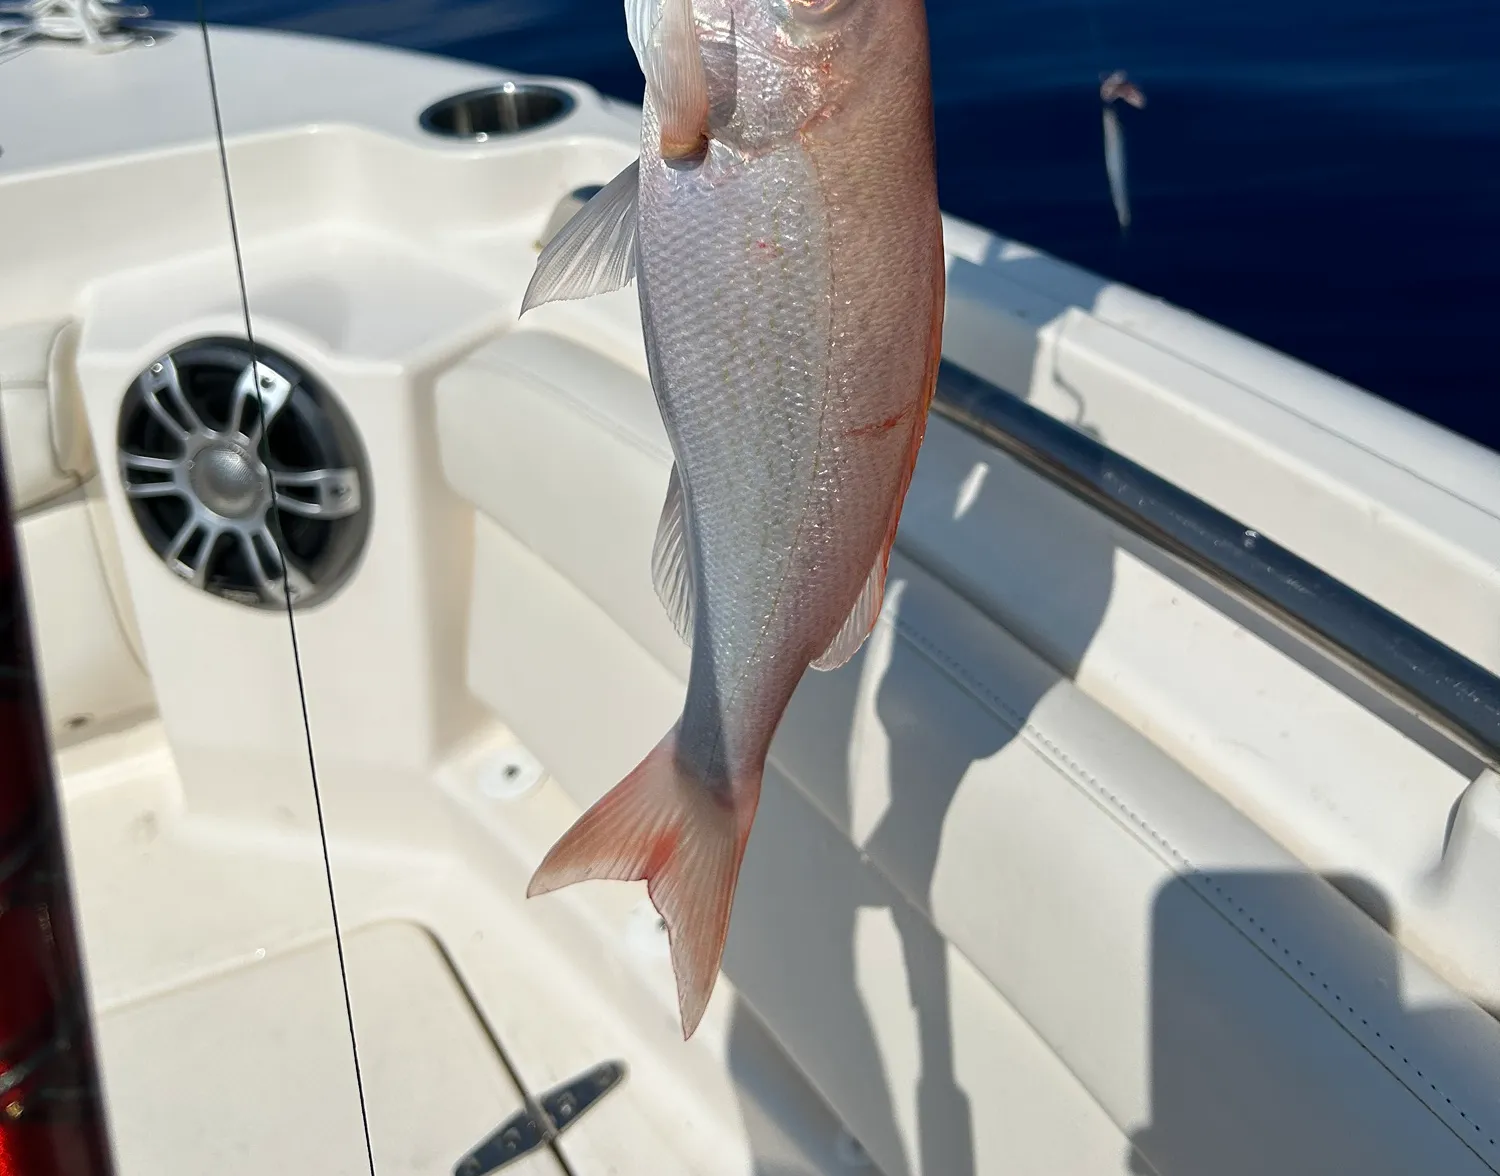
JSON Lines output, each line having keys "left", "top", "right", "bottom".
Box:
{"left": 174, "top": 1, "right": 1500, "bottom": 449}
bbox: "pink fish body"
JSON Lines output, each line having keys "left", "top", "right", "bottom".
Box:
{"left": 520, "top": 0, "right": 944, "bottom": 1039}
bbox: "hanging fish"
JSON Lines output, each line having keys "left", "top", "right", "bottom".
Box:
{"left": 1100, "top": 69, "right": 1146, "bottom": 110}
{"left": 1100, "top": 69, "right": 1146, "bottom": 231}
{"left": 519, "top": 0, "right": 944, "bottom": 1039}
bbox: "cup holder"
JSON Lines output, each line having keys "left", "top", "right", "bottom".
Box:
{"left": 419, "top": 83, "right": 576, "bottom": 142}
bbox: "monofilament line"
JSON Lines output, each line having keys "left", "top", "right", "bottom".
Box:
{"left": 194, "top": 11, "right": 379, "bottom": 1175}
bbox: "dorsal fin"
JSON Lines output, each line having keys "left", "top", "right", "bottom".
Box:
{"left": 520, "top": 158, "right": 640, "bottom": 315}
{"left": 651, "top": 464, "right": 695, "bottom": 645}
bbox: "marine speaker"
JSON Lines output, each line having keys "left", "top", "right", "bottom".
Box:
{"left": 116, "top": 338, "right": 370, "bottom": 610}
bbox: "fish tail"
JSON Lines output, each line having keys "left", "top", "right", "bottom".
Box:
{"left": 527, "top": 730, "right": 758, "bottom": 1039}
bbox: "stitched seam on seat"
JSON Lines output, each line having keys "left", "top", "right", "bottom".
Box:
{"left": 478, "top": 340, "right": 672, "bottom": 464}
{"left": 886, "top": 609, "right": 1500, "bottom": 1167}
{"left": 507, "top": 366, "right": 671, "bottom": 464}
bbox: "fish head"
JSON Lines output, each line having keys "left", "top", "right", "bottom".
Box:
{"left": 632, "top": 0, "right": 929, "bottom": 157}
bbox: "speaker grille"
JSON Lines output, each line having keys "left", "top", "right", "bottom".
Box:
{"left": 117, "top": 338, "right": 370, "bottom": 609}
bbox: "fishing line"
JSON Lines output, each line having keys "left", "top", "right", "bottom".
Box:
{"left": 194, "top": 10, "right": 378, "bottom": 1176}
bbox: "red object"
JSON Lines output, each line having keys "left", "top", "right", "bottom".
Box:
{"left": 0, "top": 442, "right": 116, "bottom": 1173}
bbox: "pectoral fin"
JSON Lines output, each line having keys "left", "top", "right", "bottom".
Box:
{"left": 624, "top": 0, "right": 657, "bottom": 64}
{"left": 628, "top": 0, "right": 710, "bottom": 161}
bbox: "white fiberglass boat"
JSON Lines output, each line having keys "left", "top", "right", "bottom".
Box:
{"left": 1, "top": 12, "right": 1499, "bottom": 1176}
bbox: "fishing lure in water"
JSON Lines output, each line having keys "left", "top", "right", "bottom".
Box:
{"left": 1100, "top": 69, "right": 1146, "bottom": 230}
{"left": 519, "top": 0, "right": 944, "bottom": 1038}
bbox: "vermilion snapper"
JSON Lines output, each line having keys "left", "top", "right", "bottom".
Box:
{"left": 519, "top": 0, "right": 944, "bottom": 1039}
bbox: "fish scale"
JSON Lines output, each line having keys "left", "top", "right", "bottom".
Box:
{"left": 646, "top": 145, "right": 835, "bottom": 697}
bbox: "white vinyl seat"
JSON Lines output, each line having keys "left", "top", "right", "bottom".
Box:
{"left": 436, "top": 328, "right": 1500, "bottom": 1176}
{"left": 0, "top": 320, "right": 149, "bottom": 742}
{"left": 437, "top": 329, "right": 688, "bottom": 803}
{"left": 0, "top": 321, "right": 96, "bottom": 511}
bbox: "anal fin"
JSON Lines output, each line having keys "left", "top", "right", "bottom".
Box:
{"left": 812, "top": 551, "right": 889, "bottom": 671}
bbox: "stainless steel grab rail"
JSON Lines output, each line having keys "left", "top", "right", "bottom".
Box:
{"left": 933, "top": 358, "right": 1500, "bottom": 770}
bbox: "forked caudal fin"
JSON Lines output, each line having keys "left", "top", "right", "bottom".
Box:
{"left": 527, "top": 731, "right": 758, "bottom": 1039}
